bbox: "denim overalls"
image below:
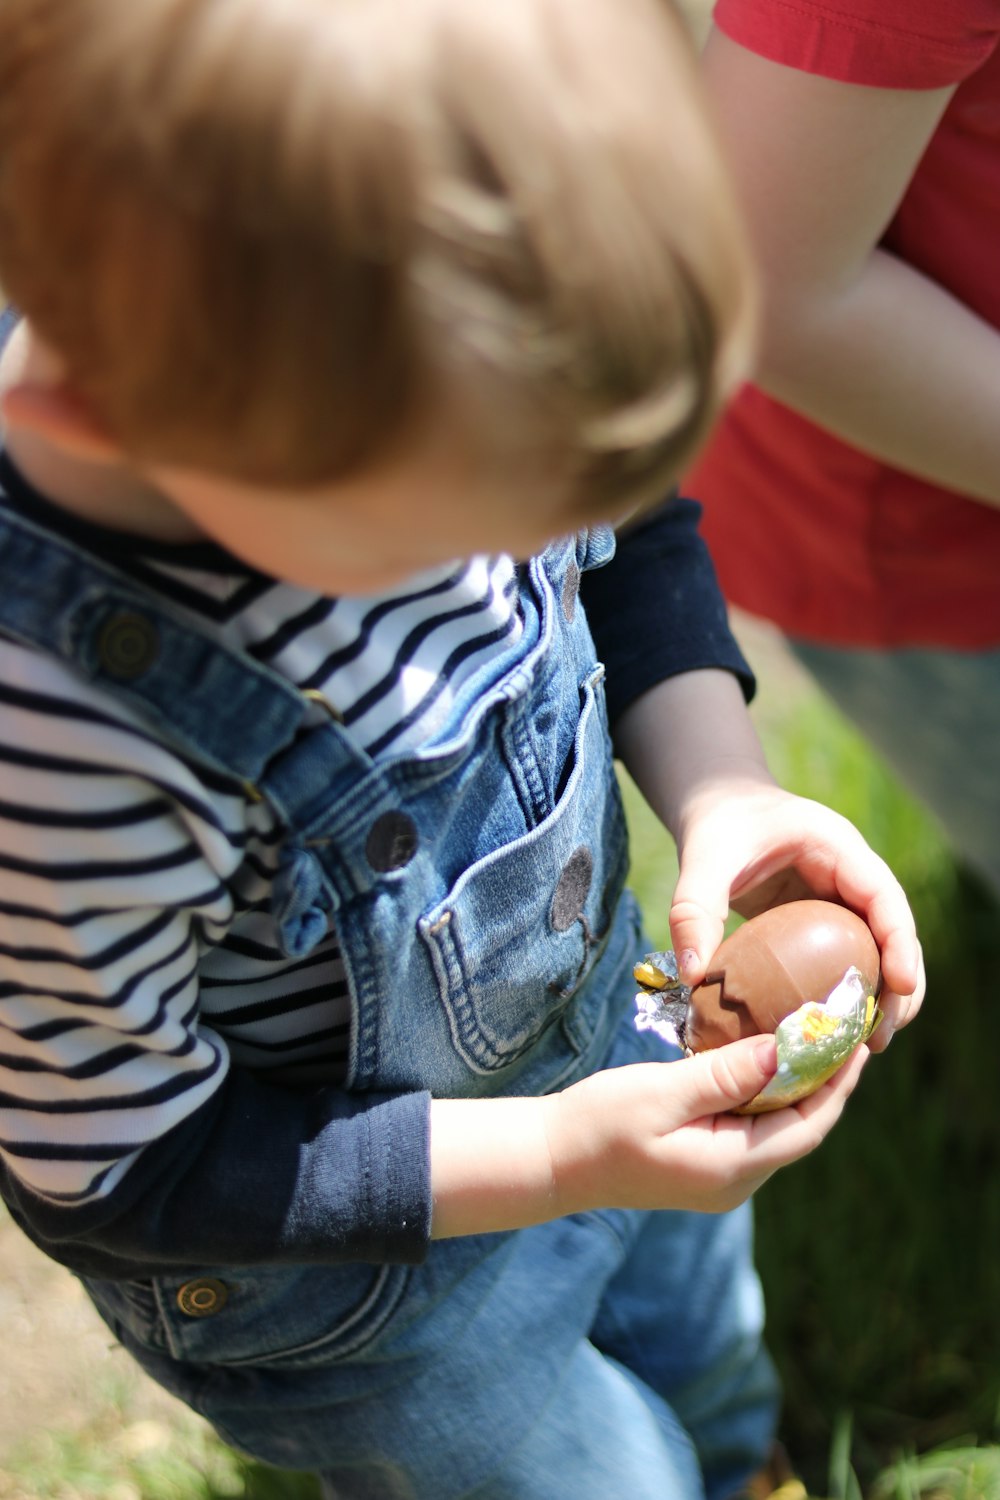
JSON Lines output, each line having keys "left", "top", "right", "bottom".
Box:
{"left": 0, "top": 493, "right": 777, "bottom": 1500}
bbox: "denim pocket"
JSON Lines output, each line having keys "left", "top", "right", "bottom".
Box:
{"left": 134, "top": 1261, "right": 411, "bottom": 1369}
{"left": 419, "top": 666, "right": 628, "bottom": 1077}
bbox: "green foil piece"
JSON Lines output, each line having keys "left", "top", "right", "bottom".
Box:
{"left": 738, "top": 967, "right": 879, "bottom": 1113}
{"left": 635, "top": 960, "right": 880, "bottom": 1113}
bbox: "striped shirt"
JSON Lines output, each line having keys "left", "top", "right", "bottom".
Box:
{"left": 0, "top": 467, "right": 522, "bottom": 1210}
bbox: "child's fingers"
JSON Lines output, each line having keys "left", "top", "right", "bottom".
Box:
{"left": 667, "top": 888, "right": 727, "bottom": 988}
{"left": 867, "top": 939, "right": 925, "bottom": 1052}
{"left": 827, "top": 839, "right": 922, "bottom": 999}
{"left": 875, "top": 922, "right": 924, "bottom": 1001}
{"left": 660, "top": 1034, "right": 779, "bottom": 1124}
{"left": 741, "top": 1046, "right": 869, "bottom": 1172}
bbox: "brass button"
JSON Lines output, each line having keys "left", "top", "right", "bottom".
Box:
{"left": 97, "top": 611, "right": 160, "bottom": 679}
{"left": 176, "top": 1278, "right": 229, "bottom": 1318}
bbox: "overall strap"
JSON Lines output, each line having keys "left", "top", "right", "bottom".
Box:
{"left": 0, "top": 502, "right": 311, "bottom": 785}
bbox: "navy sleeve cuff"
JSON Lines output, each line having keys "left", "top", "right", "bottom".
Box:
{"left": 580, "top": 493, "right": 755, "bottom": 728}
{"left": 1, "top": 1073, "right": 434, "bottom": 1278}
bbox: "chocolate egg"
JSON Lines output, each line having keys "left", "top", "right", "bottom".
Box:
{"left": 686, "top": 899, "right": 881, "bottom": 1053}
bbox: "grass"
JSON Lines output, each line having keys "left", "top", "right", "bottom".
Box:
{"left": 872, "top": 1441, "right": 1000, "bottom": 1500}
{"left": 3, "top": 631, "right": 998, "bottom": 1499}
{"left": 0, "top": 1359, "right": 319, "bottom": 1500}
{"left": 0, "top": 1404, "right": 318, "bottom": 1500}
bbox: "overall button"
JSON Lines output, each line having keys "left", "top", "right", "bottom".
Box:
{"left": 176, "top": 1278, "right": 229, "bottom": 1318}
{"left": 97, "top": 611, "right": 160, "bottom": 678}
{"left": 366, "top": 811, "right": 419, "bottom": 873}
{"left": 562, "top": 560, "right": 580, "bottom": 622}
{"left": 551, "top": 846, "right": 593, "bottom": 930}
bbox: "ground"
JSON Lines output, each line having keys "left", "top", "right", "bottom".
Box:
{"left": 0, "top": 1201, "right": 196, "bottom": 1463}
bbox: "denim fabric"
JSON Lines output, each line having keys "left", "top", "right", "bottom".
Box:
{"left": 89, "top": 1014, "right": 778, "bottom": 1500}
{"left": 792, "top": 639, "right": 1000, "bottom": 900}
{"left": 0, "top": 501, "right": 777, "bottom": 1498}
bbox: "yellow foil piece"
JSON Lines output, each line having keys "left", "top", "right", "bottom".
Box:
{"left": 799, "top": 1005, "right": 842, "bottom": 1044}
{"left": 633, "top": 960, "right": 671, "bottom": 991}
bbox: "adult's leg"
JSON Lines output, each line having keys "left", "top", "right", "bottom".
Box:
{"left": 791, "top": 641, "right": 1000, "bottom": 901}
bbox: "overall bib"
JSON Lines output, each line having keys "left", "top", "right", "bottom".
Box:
{"left": 0, "top": 499, "right": 777, "bottom": 1500}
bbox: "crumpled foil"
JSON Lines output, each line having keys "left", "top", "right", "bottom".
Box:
{"left": 634, "top": 948, "right": 688, "bottom": 1049}
{"left": 634, "top": 954, "right": 880, "bottom": 1113}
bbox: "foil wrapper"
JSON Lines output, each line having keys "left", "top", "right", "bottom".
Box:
{"left": 634, "top": 953, "right": 879, "bottom": 1113}
{"left": 634, "top": 948, "right": 687, "bottom": 1049}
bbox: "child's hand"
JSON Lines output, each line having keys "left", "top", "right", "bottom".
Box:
{"left": 543, "top": 1034, "right": 868, "bottom": 1217}
{"left": 614, "top": 669, "right": 924, "bottom": 1058}
{"left": 670, "top": 779, "right": 925, "bottom": 1054}
{"left": 430, "top": 1035, "right": 867, "bottom": 1237}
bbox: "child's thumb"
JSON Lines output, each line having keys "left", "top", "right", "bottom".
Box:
{"left": 669, "top": 1035, "right": 778, "bottom": 1122}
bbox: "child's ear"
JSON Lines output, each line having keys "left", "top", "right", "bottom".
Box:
{"left": 1, "top": 379, "right": 122, "bottom": 464}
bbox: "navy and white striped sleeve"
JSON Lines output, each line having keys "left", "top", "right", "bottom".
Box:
{"left": 0, "top": 641, "right": 431, "bottom": 1275}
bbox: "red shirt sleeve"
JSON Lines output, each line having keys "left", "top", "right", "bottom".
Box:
{"left": 713, "top": 0, "right": 1000, "bottom": 88}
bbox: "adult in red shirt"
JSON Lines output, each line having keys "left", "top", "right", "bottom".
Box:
{"left": 688, "top": 0, "right": 1000, "bottom": 898}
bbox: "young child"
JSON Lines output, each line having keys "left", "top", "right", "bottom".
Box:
{"left": 0, "top": 2, "right": 922, "bottom": 1498}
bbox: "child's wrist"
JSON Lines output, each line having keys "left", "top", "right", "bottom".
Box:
{"left": 538, "top": 1083, "right": 608, "bottom": 1220}
{"left": 429, "top": 1095, "right": 559, "bottom": 1239}
{"left": 671, "top": 758, "right": 776, "bottom": 841}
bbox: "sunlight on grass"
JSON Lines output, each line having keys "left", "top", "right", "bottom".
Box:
{"left": 0, "top": 1405, "right": 318, "bottom": 1500}
{"left": 873, "top": 1443, "right": 1000, "bottom": 1500}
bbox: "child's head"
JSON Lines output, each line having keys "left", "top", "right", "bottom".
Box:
{"left": 0, "top": 0, "right": 754, "bottom": 585}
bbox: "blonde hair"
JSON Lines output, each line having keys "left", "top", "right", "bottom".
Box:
{"left": 0, "top": 0, "right": 755, "bottom": 512}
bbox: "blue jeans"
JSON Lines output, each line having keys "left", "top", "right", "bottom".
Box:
{"left": 0, "top": 505, "right": 778, "bottom": 1498}
{"left": 87, "top": 1004, "right": 777, "bottom": 1500}
{"left": 792, "top": 639, "right": 1000, "bottom": 901}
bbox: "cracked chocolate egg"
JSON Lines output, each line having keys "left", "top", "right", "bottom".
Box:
{"left": 687, "top": 899, "right": 881, "bottom": 1051}
{"left": 634, "top": 900, "right": 883, "bottom": 1112}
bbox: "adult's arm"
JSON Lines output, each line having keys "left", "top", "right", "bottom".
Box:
{"left": 702, "top": 26, "right": 1000, "bottom": 507}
